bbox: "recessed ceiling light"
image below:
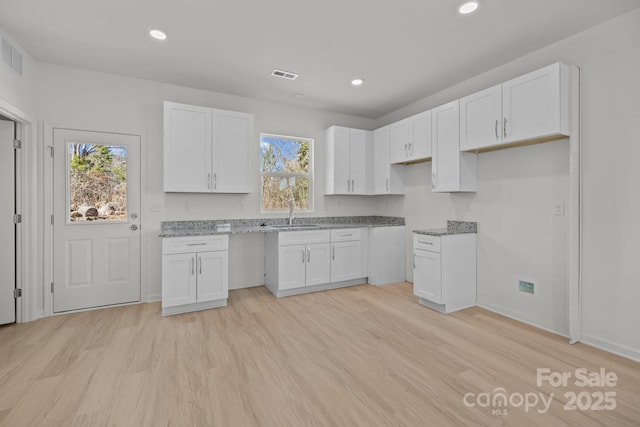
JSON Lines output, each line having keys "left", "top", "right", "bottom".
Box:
{"left": 293, "top": 93, "right": 304, "bottom": 99}
{"left": 351, "top": 78, "right": 364, "bottom": 86}
{"left": 459, "top": 1, "right": 479, "bottom": 14}
{"left": 149, "top": 29, "right": 167, "bottom": 40}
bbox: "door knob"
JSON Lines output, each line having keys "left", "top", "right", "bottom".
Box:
{"left": 130, "top": 224, "right": 139, "bottom": 231}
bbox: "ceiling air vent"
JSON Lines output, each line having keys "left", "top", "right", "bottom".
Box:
{"left": 2, "top": 38, "right": 22, "bottom": 76}
{"left": 271, "top": 69, "right": 298, "bottom": 80}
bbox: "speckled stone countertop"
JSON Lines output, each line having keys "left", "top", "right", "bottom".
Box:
{"left": 160, "top": 216, "right": 405, "bottom": 238}
{"left": 413, "top": 220, "right": 477, "bottom": 236}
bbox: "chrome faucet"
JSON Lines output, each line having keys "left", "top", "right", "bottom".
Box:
{"left": 288, "top": 194, "right": 296, "bottom": 225}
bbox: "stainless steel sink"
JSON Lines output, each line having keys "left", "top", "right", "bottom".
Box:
{"left": 271, "top": 224, "right": 319, "bottom": 229}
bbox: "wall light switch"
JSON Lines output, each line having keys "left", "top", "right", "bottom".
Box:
{"left": 554, "top": 201, "right": 565, "bottom": 216}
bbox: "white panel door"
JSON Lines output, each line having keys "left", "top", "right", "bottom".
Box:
{"left": 389, "top": 119, "right": 409, "bottom": 164}
{"left": 279, "top": 244, "right": 306, "bottom": 290}
{"left": 214, "top": 110, "right": 252, "bottom": 193}
{"left": 460, "top": 84, "right": 502, "bottom": 151}
{"left": 502, "top": 63, "right": 561, "bottom": 143}
{"left": 53, "top": 129, "right": 141, "bottom": 312}
{"left": 163, "top": 102, "right": 212, "bottom": 192}
{"left": 413, "top": 249, "right": 442, "bottom": 304}
{"left": 162, "top": 253, "right": 197, "bottom": 308}
{"left": 409, "top": 110, "right": 431, "bottom": 160}
{"left": 432, "top": 100, "right": 460, "bottom": 192}
{"left": 331, "top": 240, "right": 362, "bottom": 283}
{"left": 305, "top": 243, "right": 331, "bottom": 286}
{"left": 0, "top": 120, "right": 15, "bottom": 325}
{"left": 349, "top": 129, "right": 367, "bottom": 194}
{"left": 197, "top": 251, "right": 228, "bottom": 302}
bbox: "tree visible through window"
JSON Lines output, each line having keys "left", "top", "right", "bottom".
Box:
{"left": 260, "top": 134, "right": 312, "bottom": 211}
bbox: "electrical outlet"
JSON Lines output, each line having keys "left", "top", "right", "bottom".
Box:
{"left": 518, "top": 280, "right": 535, "bottom": 295}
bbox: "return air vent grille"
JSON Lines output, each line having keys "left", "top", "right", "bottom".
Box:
{"left": 2, "top": 38, "right": 22, "bottom": 76}
{"left": 271, "top": 69, "right": 298, "bottom": 80}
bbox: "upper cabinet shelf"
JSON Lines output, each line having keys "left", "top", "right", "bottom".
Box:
{"left": 460, "top": 63, "right": 573, "bottom": 152}
{"left": 163, "top": 101, "right": 254, "bottom": 193}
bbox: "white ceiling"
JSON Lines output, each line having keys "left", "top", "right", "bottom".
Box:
{"left": 1, "top": 0, "right": 639, "bottom": 118}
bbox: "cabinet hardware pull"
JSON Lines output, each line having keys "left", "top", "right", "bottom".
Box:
{"left": 307, "top": 247, "right": 311, "bottom": 263}
{"left": 495, "top": 119, "right": 499, "bottom": 140}
{"left": 302, "top": 248, "right": 305, "bottom": 263}
{"left": 214, "top": 173, "right": 217, "bottom": 189}
{"left": 191, "top": 257, "right": 195, "bottom": 275}
{"left": 340, "top": 234, "right": 352, "bottom": 237}
{"left": 404, "top": 143, "right": 408, "bottom": 156}
{"left": 503, "top": 117, "right": 507, "bottom": 138}
{"left": 199, "top": 256, "right": 202, "bottom": 274}
{"left": 187, "top": 242, "right": 208, "bottom": 246}
{"left": 332, "top": 246, "right": 335, "bottom": 260}
{"left": 408, "top": 142, "right": 412, "bottom": 155}
{"left": 432, "top": 171, "right": 436, "bottom": 190}
{"left": 207, "top": 173, "right": 211, "bottom": 190}
{"left": 386, "top": 178, "right": 389, "bottom": 192}
{"left": 418, "top": 240, "right": 433, "bottom": 245}
{"left": 351, "top": 179, "right": 355, "bottom": 192}
{"left": 347, "top": 178, "right": 350, "bottom": 192}
{"left": 413, "top": 254, "right": 416, "bottom": 269}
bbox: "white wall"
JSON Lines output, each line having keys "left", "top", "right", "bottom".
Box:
{"left": 375, "top": 9, "right": 640, "bottom": 359}
{"left": 35, "top": 64, "right": 377, "bottom": 300}
{"left": 0, "top": 26, "right": 37, "bottom": 118}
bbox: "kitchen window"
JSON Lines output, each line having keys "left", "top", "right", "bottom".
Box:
{"left": 260, "top": 134, "right": 313, "bottom": 212}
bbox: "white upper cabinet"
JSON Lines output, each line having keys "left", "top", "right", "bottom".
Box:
{"left": 432, "top": 100, "right": 477, "bottom": 193}
{"left": 372, "top": 126, "right": 404, "bottom": 195}
{"left": 460, "top": 84, "right": 502, "bottom": 151}
{"left": 460, "top": 63, "right": 572, "bottom": 151}
{"left": 163, "top": 101, "right": 254, "bottom": 193}
{"left": 324, "top": 126, "right": 372, "bottom": 195}
{"left": 389, "top": 110, "right": 431, "bottom": 164}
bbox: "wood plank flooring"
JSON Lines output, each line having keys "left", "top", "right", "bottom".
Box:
{"left": 1, "top": 282, "right": 639, "bottom": 426}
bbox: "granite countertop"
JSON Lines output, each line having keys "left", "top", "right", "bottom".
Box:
{"left": 160, "top": 216, "right": 405, "bottom": 238}
{"left": 413, "top": 220, "right": 477, "bottom": 236}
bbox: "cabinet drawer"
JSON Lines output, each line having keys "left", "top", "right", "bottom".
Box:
{"left": 413, "top": 234, "right": 441, "bottom": 252}
{"left": 163, "top": 235, "right": 229, "bottom": 255}
{"left": 331, "top": 228, "right": 362, "bottom": 242}
{"left": 279, "top": 230, "right": 330, "bottom": 246}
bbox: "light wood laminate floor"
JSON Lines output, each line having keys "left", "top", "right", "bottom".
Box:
{"left": 1, "top": 283, "right": 639, "bottom": 426}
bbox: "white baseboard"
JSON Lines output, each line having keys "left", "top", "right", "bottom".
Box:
{"left": 146, "top": 293, "right": 161, "bottom": 302}
{"left": 579, "top": 334, "right": 640, "bottom": 363}
{"left": 477, "top": 302, "right": 570, "bottom": 338}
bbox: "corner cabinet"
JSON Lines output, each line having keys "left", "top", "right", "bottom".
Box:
{"left": 372, "top": 126, "right": 405, "bottom": 195}
{"left": 413, "top": 233, "right": 476, "bottom": 313}
{"left": 432, "top": 100, "right": 477, "bottom": 192}
{"left": 324, "top": 126, "right": 372, "bottom": 195}
{"left": 163, "top": 101, "right": 253, "bottom": 193}
{"left": 162, "top": 235, "right": 229, "bottom": 316}
{"left": 389, "top": 110, "right": 431, "bottom": 164}
{"left": 460, "top": 63, "right": 574, "bottom": 152}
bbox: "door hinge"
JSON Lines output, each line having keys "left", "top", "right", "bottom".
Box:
{"left": 13, "top": 214, "right": 22, "bottom": 224}
{"left": 13, "top": 139, "right": 22, "bottom": 149}
{"left": 14, "top": 288, "right": 22, "bottom": 298}
{"left": 51, "top": 282, "right": 54, "bottom": 293}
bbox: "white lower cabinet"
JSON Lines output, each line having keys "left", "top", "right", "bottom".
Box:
{"left": 265, "top": 228, "right": 368, "bottom": 297}
{"left": 413, "top": 233, "right": 476, "bottom": 313}
{"left": 162, "top": 235, "right": 229, "bottom": 315}
{"left": 330, "top": 229, "right": 362, "bottom": 282}
{"left": 368, "top": 226, "right": 406, "bottom": 286}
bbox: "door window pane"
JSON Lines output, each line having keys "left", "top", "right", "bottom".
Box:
{"left": 67, "top": 143, "right": 127, "bottom": 222}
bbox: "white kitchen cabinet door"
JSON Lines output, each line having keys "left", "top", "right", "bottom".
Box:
{"left": 349, "top": 129, "right": 368, "bottom": 194}
{"left": 213, "top": 110, "right": 252, "bottom": 193}
{"left": 413, "top": 248, "right": 442, "bottom": 304}
{"left": 305, "top": 243, "right": 331, "bottom": 286}
{"left": 162, "top": 253, "right": 197, "bottom": 308}
{"left": 197, "top": 250, "right": 229, "bottom": 302}
{"left": 460, "top": 84, "right": 502, "bottom": 151}
{"left": 373, "top": 126, "right": 390, "bottom": 194}
{"left": 432, "top": 100, "right": 476, "bottom": 192}
{"left": 389, "top": 119, "right": 410, "bottom": 164}
{"left": 331, "top": 240, "right": 363, "bottom": 283}
{"left": 502, "top": 62, "right": 566, "bottom": 144}
{"left": 163, "top": 102, "right": 212, "bottom": 192}
{"left": 278, "top": 244, "right": 307, "bottom": 290}
{"left": 409, "top": 110, "right": 431, "bottom": 160}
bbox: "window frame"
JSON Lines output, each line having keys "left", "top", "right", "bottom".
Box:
{"left": 259, "top": 133, "right": 314, "bottom": 214}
